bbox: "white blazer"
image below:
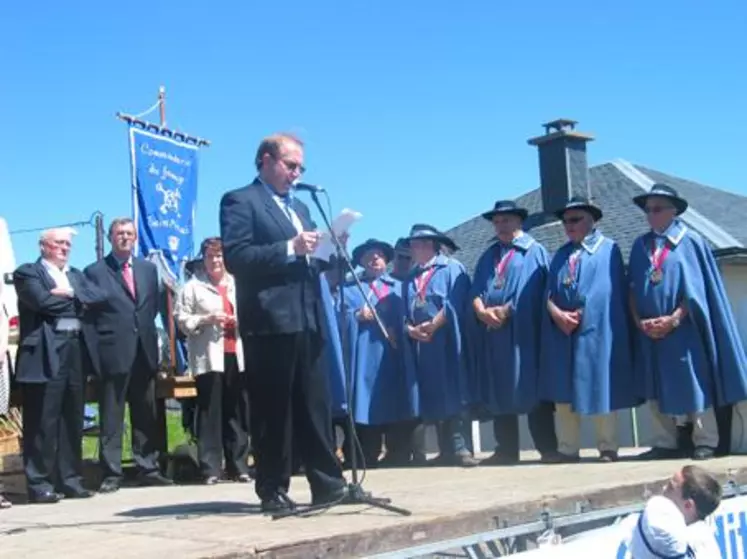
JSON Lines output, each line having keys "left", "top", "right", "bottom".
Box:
{"left": 175, "top": 271, "right": 244, "bottom": 375}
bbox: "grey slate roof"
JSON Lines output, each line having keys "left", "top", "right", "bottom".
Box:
{"left": 445, "top": 160, "right": 747, "bottom": 275}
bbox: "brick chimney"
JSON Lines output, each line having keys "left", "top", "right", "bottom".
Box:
{"left": 527, "top": 119, "right": 595, "bottom": 216}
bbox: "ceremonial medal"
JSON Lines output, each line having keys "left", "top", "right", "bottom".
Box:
{"left": 563, "top": 276, "right": 573, "bottom": 287}
{"left": 414, "top": 297, "right": 426, "bottom": 308}
{"left": 494, "top": 277, "right": 505, "bottom": 289}
{"left": 413, "top": 267, "right": 436, "bottom": 310}
{"left": 649, "top": 238, "right": 670, "bottom": 287}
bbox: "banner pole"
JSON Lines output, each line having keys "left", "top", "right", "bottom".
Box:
{"left": 158, "top": 85, "right": 177, "bottom": 375}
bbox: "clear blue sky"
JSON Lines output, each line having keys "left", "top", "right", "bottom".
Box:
{"left": 2, "top": 1, "right": 745, "bottom": 270}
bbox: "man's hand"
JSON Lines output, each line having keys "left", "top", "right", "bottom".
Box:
{"left": 292, "top": 232, "right": 322, "bottom": 256}
{"left": 50, "top": 286, "right": 74, "bottom": 298}
{"left": 407, "top": 323, "right": 432, "bottom": 342}
{"left": 551, "top": 308, "right": 581, "bottom": 336}
{"left": 337, "top": 231, "right": 350, "bottom": 249}
{"left": 641, "top": 315, "right": 677, "bottom": 339}
{"left": 478, "top": 307, "right": 501, "bottom": 329}
{"left": 357, "top": 305, "right": 374, "bottom": 322}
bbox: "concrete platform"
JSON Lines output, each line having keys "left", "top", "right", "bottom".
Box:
{"left": 2, "top": 449, "right": 747, "bottom": 559}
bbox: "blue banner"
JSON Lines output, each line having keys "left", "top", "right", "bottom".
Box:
{"left": 128, "top": 126, "right": 199, "bottom": 283}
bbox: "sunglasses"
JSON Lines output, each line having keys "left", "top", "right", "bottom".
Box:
{"left": 563, "top": 216, "right": 584, "bottom": 226}
{"left": 644, "top": 206, "right": 674, "bottom": 214}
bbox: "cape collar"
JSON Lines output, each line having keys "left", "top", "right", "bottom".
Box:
{"left": 361, "top": 272, "right": 396, "bottom": 286}
{"left": 572, "top": 229, "right": 604, "bottom": 255}
{"left": 652, "top": 219, "right": 688, "bottom": 246}
{"left": 495, "top": 231, "right": 535, "bottom": 252}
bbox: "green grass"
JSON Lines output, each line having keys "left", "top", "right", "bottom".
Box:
{"left": 82, "top": 408, "right": 190, "bottom": 461}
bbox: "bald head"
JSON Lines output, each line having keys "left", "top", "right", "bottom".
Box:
{"left": 39, "top": 227, "right": 76, "bottom": 268}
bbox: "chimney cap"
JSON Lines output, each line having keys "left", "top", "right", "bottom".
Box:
{"left": 527, "top": 118, "right": 595, "bottom": 146}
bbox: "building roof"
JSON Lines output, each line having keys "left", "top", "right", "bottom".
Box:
{"left": 445, "top": 159, "right": 746, "bottom": 275}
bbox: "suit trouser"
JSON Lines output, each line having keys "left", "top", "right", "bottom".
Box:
{"left": 493, "top": 401, "right": 558, "bottom": 458}
{"left": 98, "top": 346, "right": 160, "bottom": 479}
{"left": 195, "top": 354, "right": 251, "bottom": 478}
{"left": 22, "top": 334, "right": 85, "bottom": 496}
{"left": 245, "top": 331, "right": 344, "bottom": 501}
{"left": 648, "top": 401, "right": 719, "bottom": 449}
{"left": 555, "top": 404, "right": 618, "bottom": 455}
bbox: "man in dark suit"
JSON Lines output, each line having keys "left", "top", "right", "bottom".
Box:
{"left": 220, "top": 133, "right": 346, "bottom": 513}
{"left": 14, "top": 228, "right": 106, "bottom": 503}
{"left": 84, "top": 217, "right": 172, "bottom": 492}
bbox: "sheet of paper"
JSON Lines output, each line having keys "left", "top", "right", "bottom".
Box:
{"left": 313, "top": 208, "right": 362, "bottom": 262}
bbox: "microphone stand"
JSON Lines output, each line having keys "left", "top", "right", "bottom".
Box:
{"left": 273, "top": 190, "right": 411, "bottom": 519}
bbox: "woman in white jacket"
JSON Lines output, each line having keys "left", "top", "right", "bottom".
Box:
{"left": 176, "top": 237, "right": 251, "bottom": 485}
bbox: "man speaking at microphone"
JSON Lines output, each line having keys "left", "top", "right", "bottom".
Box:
{"left": 220, "top": 133, "right": 347, "bottom": 513}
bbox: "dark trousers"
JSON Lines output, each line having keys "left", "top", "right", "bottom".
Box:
{"left": 98, "top": 346, "right": 160, "bottom": 480}
{"left": 338, "top": 422, "right": 382, "bottom": 467}
{"left": 385, "top": 420, "right": 423, "bottom": 463}
{"left": 246, "top": 331, "right": 344, "bottom": 501}
{"left": 195, "top": 354, "right": 251, "bottom": 478}
{"left": 493, "top": 402, "right": 558, "bottom": 459}
{"left": 22, "top": 334, "right": 85, "bottom": 496}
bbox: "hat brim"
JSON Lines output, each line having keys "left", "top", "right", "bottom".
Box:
{"left": 404, "top": 233, "right": 459, "bottom": 252}
{"left": 481, "top": 208, "right": 529, "bottom": 221}
{"left": 352, "top": 241, "right": 395, "bottom": 268}
{"left": 632, "top": 192, "right": 688, "bottom": 215}
{"left": 555, "top": 204, "right": 603, "bottom": 222}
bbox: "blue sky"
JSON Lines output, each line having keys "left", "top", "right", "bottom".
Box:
{"left": 2, "top": 1, "right": 745, "bottom": 270}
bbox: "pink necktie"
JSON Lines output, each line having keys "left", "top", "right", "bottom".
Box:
{"left": 122, "top": 262, "right": 136, "bottom": 298}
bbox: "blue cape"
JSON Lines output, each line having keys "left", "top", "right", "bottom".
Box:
{"left": 403, "top": 254, "right": 472, "bottom": 421}
{"left": 539, "top": 230, "right": 639, "bottom": 415}
{"left": 629, "top": 219, "right": 747, "bottom": 414}
{"left": 342, "top": 273, "right": 418, "bottom": 425}
{"left": 469, "top": 233, "right": 548, "bottom": 415}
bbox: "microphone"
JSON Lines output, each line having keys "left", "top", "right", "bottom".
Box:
{"left": 293, "top": 182, "right": 326, "bottom": 193}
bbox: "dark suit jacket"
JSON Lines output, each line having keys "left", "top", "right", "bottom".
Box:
{"left": 13, "top": 260, "right": 106, "bottom": 384}
{"left": 220, "top": 178, "right": 329, "bottom": 336}
{"left": 84, "top": 254, "right": 160, "bottom": 375}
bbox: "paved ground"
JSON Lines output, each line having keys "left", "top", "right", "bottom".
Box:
{"left": 2, "top": 449, "right": 747, "bottom": 558}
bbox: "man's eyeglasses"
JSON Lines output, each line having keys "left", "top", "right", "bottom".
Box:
{"left": 277, "top": 157, "right": 306, "bottom": 175}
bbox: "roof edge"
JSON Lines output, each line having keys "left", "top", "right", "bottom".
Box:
{"left": 610, "top": 159, "right": 744, "bottom": 250}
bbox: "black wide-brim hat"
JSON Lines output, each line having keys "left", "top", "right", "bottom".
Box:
{"left": 352, "top": 239, "right": 395, "bottom": 268}
{"left": 403, "top": 223, "right": 459, "bottom": 252}
{"left": 555, "top": 196, "right": 603, "bottom": 222}
{"left": 482, "top": 200, "right": 529, "bottom": 221}
{"left": 632, "top": 183, "right": 688, "bottom": 215}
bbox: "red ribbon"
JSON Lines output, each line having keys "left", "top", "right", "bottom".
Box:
{"left": 369, "top": 280, "right": 389, "bottom": 301}
{"left": 650, "top": 239, "right": 671, "bottom": 273}
{"left": 494, "top": 248, "right": 515, "bottom": 285}
{"left": 568, "top": 250, "right": 581, "bottom": 280}
{"left": 414, "top": 267, "right": 436, "bottom": 301}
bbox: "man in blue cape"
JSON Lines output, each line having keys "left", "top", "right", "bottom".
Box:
{"left": 628, "top": 183, "right": 747, "bottom": 461}
{"left": 539, "top": 197, "right": 637, "bottom": 462}
{"left": 340, "top": 239, "right": 417, "bottom": 466}
{"left": 402, "top": 224, "right": 478, "bottom": 467}
{"left": 470, "top": 200, "right": 559, "bottom": 465}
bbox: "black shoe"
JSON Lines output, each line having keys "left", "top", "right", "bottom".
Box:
{"left": 61, "top": 486, "right": 95, "bottom": 499}
{"left": 260, "top": 490, "right": 297, "bottom": 514}
{"left": 636, "top": 447, "right": 682, "bottom": 461}
{"left": 693, "top": 446, "right": 716, "bottom": 461}
{"left": 599, "top": 450, "right": 619, "bottom": 463}
{"left": 137, "top": 472, "right": 174, "bottom": 487}
{"left": 98, "top": 478, "right": 122, "bottom": 494}
{"left": 481, "top": 451, "right": 519, "bottom": 466}
{"left": 311, "top": 484, "right": 348, "bottom": 507}
{"left": 28, "top": 491, "right": 60, "bottom": 504}
{"left": 556, "top": 452, "right": 581, "bottom": 463}
{"left": 539, "top": 451, "right": 564, "bottom": 464}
